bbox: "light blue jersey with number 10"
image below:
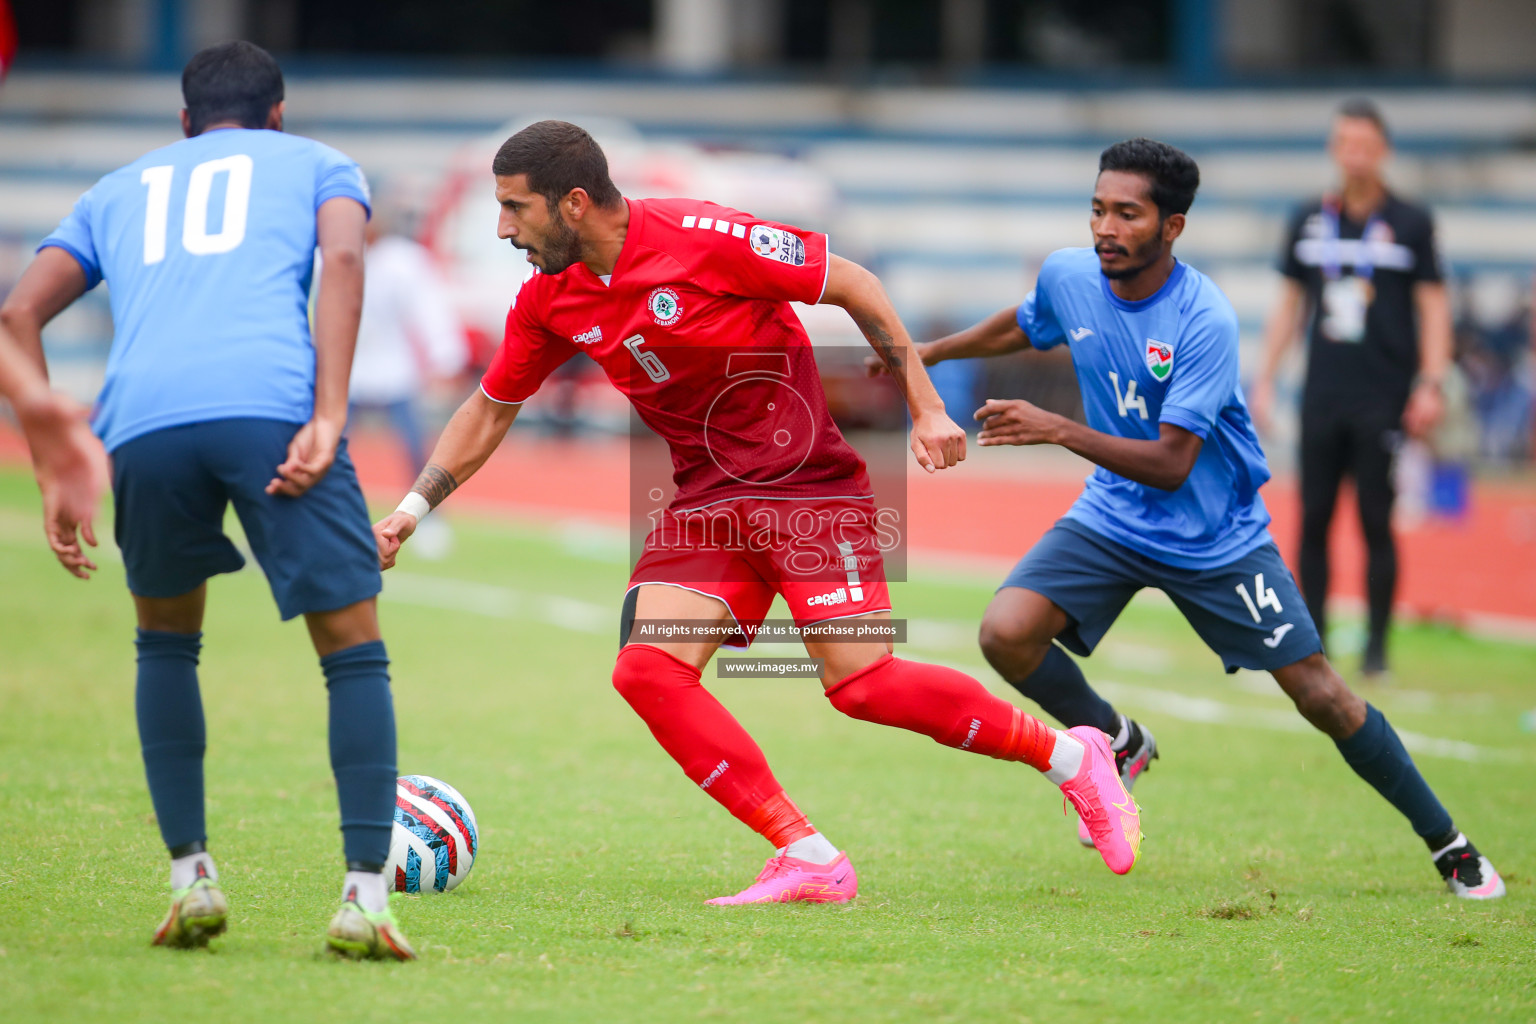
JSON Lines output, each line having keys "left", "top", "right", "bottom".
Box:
{"left": 1016, "top": 247, "right": 1273, "bottom": 570}
{"left": 40, "top": 127, "right": 370, "bottom": 452}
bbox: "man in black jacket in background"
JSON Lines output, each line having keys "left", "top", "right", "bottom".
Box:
{"left": 1252, "top": 98, "right": 1453, "bottom": 680}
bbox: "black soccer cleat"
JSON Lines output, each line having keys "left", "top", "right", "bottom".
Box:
{"left": 1434, "top": 835, "right": 1505, "bottom": 899}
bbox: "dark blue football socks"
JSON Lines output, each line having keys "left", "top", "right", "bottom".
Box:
{"left": 1004, "top": 642, "right": 1122, "bottom": 736}
{"left": 134, "top": 629, "right": 208, "bottom": 853}
{"left": 321, "top": 640, "right": 397, "bottom": 868}
{"left": 1335, "top": 703, "right": 1454, "bottom": 840}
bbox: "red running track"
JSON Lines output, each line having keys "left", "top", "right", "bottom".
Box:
{"left": 4, "top": 426, "right": 1534, "bottom": 626}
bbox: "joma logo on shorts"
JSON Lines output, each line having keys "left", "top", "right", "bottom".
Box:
{"left": 806, "top": 588, "right": 849, "bottom": 608}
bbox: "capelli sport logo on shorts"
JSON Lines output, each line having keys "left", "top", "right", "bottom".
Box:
{"left": 647, "top": 287, "right": 683, "bottom": 327}
{"left": 572, "top": 326, "right": 602, "bottom": 345}
{"left": 749, "top": 225, "right": 806, "bottom": 266}
{"left": 806, "top": 587, "right": 850, "bottom": 608}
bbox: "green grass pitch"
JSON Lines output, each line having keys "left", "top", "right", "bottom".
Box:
{"left": 0, "top": 467, "right": 1531, "bottom": 1022}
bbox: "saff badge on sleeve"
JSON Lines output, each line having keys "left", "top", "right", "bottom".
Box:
{"left": 749, "top": 225, "right": 806, "bottom": 266}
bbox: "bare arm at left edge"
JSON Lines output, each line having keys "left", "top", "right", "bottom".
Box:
{"left": 0, "top": 247, "right": 107, "bottom": 576}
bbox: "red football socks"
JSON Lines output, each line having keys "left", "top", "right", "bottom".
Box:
{"left": 824, "top": 654, "right": 1057, "bottom": 770}
{"left": 612, "top": 644, "right": 814, "bottom": 848}
{"left": 742, "top": 791, "right": 817, "bottom": 849}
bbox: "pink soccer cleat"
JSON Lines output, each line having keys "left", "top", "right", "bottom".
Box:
{"left": 705, "top": 852, "right": 859, "bottom": 905}
{"left": 1077, "top": 718, "right": 1157, "bottom": 848}
{"left": 1060, "top": 725, "right": 1142, "bottom": 875}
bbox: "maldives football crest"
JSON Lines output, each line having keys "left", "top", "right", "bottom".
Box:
{"left": 1145, "top": 339, "right": 1173, "bottom": 380}
{"left": 648, "top": 286, "right": 683, "bottom": 327}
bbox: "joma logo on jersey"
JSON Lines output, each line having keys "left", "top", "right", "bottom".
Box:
{"left": 572, "top": 326, "right": 602, "bottom": 345}
{"left": 1145, "top": 339, "right": 1173, "bottom": 380}
{"left": 806, "top": 587, "right": 849, "bottom": 608}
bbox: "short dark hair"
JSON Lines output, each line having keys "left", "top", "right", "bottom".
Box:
{"left": 182, "top": 41, "right": 284, "bottom": 136}
{"left": 1098, "top": 138, "right": 1201, "bottom": 219}
{"left": 1335, "top": 97, "right": 1391, "bottom": 143}
{"left": 492, "top": 120, "right": 622, "bottom": 209}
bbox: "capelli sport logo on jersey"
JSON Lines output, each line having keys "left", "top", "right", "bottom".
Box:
{"left": 1145, "top": 339, "right": 1173, "bottom": 380}
{"left": 647, "top": 287, "right": 683, "bottom": 327}
{"left": 749, "top": 225, "right": 806, "bottom": 266}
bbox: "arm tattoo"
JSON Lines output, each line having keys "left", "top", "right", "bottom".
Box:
{"left": 855, "top": 316, "right": 908, "bottom": 391}
{"left": 410, "top": 463, "right": 459, "bottom": 510}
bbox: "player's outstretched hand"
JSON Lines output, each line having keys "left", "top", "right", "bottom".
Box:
{"left": 374, "top": 511, "right": 418, "bottom": 571}
{"left": 910, "top": 409, "right": 966, "bottom": 472}
{"left": 17, "top": 390, "right": 108, "bottom": 579}
{"left": 267, "top": 416, "right": 342, "bottom": 497}
{"left": 975, "top": 398, "right": 1062, "bottom": 447}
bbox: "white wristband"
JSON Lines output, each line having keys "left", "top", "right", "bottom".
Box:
{"left": 395, "top": 492, "right": 431, "bottom": 522}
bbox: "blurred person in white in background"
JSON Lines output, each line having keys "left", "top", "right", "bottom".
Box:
{"left": 349, "top": 196, "right": 467, "bottom": 558}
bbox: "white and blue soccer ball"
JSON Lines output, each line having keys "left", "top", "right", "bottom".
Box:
{"left": 384, "top": 775, "right": 479, "bottom": 893}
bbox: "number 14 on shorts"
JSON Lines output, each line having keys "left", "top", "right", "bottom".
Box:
{"left": 1235, "top": 573, "right": 1282, "bottom": 623}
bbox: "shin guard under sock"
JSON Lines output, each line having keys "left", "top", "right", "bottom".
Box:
{"left": 825, "top": 654, "right": 1057, "bottom": 770}
{"left": 613, "top": 644, "right": 813, "bottom": 847}
{"left": 135, "top": 629, "right": 208, "bottom": 852}
{"left": 1335, "top": 704, "right": 1453, "bottom": 839}
{"left": 321, "top": 640, "right": 398, "bottom": 867}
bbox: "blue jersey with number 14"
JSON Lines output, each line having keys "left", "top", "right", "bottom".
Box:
{"left": 39, "top": 128, "right": 370, "bottom": 452}
{"left": 1016, "top": 247, "right": 1272, "bottom": 569}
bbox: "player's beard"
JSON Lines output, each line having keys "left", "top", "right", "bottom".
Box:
{"left": 520, "top": 214, "right": 582, "bottom": 275}
{"left": 1097, "top": 232, "right": 1165, "bottom": 280}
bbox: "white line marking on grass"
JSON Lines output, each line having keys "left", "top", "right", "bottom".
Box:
{"left": 1091, "top": 680, "right": 1520, "bottom": 764}
{"left": 384, "top": 571, "right": 607, "bottom": 634}
{"left": 1, "top": 503, "right": 1523, "bottom": 763}
{"left": 905, "top": 648, "right": 1523, "bottom": 764}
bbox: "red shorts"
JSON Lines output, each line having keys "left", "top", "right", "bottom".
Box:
{"left": 628, "top": 495, "right": 892, "bottom": 647}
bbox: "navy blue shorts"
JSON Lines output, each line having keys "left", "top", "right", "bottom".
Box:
{"left": 111, "top": 418, "right": 382, "bottom": 620}
{"left": 1001, "top": 518, "right": 1323, "bottom": 673}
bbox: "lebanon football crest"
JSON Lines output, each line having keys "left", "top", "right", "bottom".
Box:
{"left": 1145, "top": 339, "right": 1173, "bottom": 380}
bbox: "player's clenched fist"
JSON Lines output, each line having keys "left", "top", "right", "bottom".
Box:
{"left": 974, "top": 398, "right": 1064, "bottom": 447}
{"left": 373, "top": 511, "right": 419, "bottom": 570}
{"left": 910, "top": 409, "right": 966, "bottom": 472}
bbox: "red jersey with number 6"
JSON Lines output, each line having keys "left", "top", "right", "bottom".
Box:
{"left": 480, "top": 197, "right": 870, "bottom": 508}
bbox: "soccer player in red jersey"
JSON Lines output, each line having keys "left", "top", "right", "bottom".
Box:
{"left": 374, "top": 121, "right": 1142, "bottom": 902}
